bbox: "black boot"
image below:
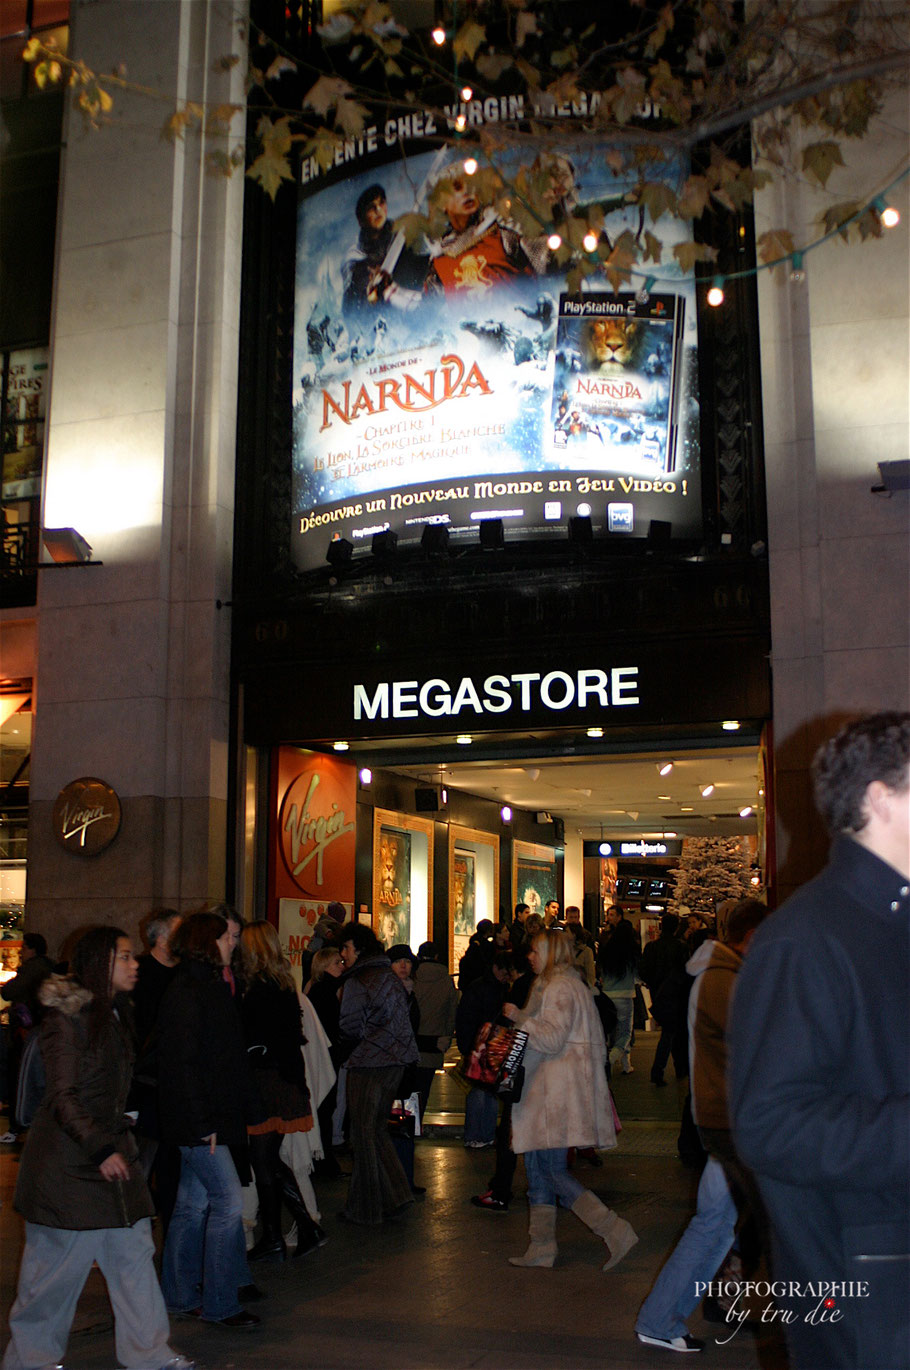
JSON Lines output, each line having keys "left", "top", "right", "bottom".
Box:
{"left": 276, "top": 1160, "right": 327, "bottom": 1257}
{"left": 248, "top": 1182, "right": 286, "bottom": 1262}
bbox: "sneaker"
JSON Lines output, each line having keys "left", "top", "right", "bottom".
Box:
{"left": 158, "top": 1358, "right": 195, "bottom": 1370}
{"left": 465, "top": 1140, "right": 494, "bottom": 1149}
{"left": 471, "top": 1191, "right": 508, "bottom": 1212}
{"left": 637, "top": 1332, "right": 704, "bottom": 1353}
{"left": 207, "top": 1310, "right": 261, "bottom": 1330}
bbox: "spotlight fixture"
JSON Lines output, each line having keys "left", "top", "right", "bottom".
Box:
{"left": 722, "top": 720, "right": 741, "bottom": 731}
{"left": 547, "top": 232, "right": 562, "bottom": 250}
{"left": 333, "top": 741, "right": 350, "bottom": 752}
{"left": 326, "top": 536, "right": 353, "bottom": 570}
{"left": 568, "top": 515, "right": 593, "bottom": 545}
{"left": 479, "top": 517, "right": 505, "bottom": 550}
{"left": 463, "top": 157, "right": 478, "bottom": 175}
{"left": 441, "top": 786, "right": 448, "bottom": 804}
{"left": 359, "top": 767, "right": 373, "bottom": 785}
{"left": 461, "top": 84, "right": 473, "bottom": 100}
{"left": 658, "top": 761, "right": 674, "bottom": 776}
{"left": 371, "top": 528, "right": 398, "bottom": 561}
{"left": 456, "top": 734, "right": 472, "bottom": 745}
{"left": 421, "top": 524, "right": 449, "bottom": 557}
{"left": 739, "top": 806, "right": 753, "bottom": 818}
{"left": 500, "top": 805, "right": 513, "bottom": 823}
{"left": 586, "top": 726, "right": 604, "bottom": 739}
{"left": 706, "top": 276, "right": 724, "bottom": 307}
{"left": 701, "top": 783, "right": 715, "bottom": 798}
{"left": 42, "top": 527, "right": 94, "bottom": 564}
{"left": 431, "top": 25, "right": 446, "bottom": 44}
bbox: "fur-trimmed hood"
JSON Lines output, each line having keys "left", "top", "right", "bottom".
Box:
{"left": 38, "top": 974, "right": 93, "bottom": 1016}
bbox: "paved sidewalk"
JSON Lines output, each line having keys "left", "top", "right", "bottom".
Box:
{"left": 1, "top": 1036, "right": 790, "bottom": 1370}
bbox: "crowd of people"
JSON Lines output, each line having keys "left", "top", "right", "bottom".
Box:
{"left": 1, "top": 711, "right": 907, "bottom": 1370}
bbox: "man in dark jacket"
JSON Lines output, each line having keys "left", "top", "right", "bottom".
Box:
{"left": 457, "top": 919, "right": 495, "bottom": 990}
{"left": 639, "top": 914, "right": 687, "bottom": 1085}
{"left": 729, "top": 713, "right": 910, "bottom": 1370}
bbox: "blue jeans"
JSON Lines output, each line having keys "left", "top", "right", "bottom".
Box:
{"left": 609, "top": 997, "right": 634, "bottom": 1066}
{"left": 523, "top": 1148, "right": 586, "bottom": 1208}
{"left": 161, "top": 1144, "right": 248, "bottom": 1322}
{"left": 635, "top": 1156, "right": 736, "bottom": 1341}
{"left": 464, "top": 1087, "right": 498, "bottom": 1144}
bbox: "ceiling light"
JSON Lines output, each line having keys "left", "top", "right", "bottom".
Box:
{"left": 358, "top": 767, "right": 373, "bottom": 785}
{"left": 739, "top": 806, "right": 753, "bottom": 818}
{"left": 333, "top": 741, "right": 349, "bottom": 752}
{"left": 441, "top": 787, "right": 448, "bottom": 804}
{"left": 500, "top": 805, "right": 512, "bottom": 822}
{"left": 722, "top": 720, "right": 740, "bottom": 731}
{"left": 456, "top": 734, "right": 472, "bottom": 745}
{"left": 701, "top": 784, "right": 715, "bottom": 798}
{"left": 663, "top": 831, "right": 677, "bottom": 838}
{"left": 586, "top": 726, "right": 604, "bottom": 738}
{"left": 680, "top": 805, "right": 694, "bottom": 812}
{"left": 658, "top": 794, "right": 671, "bottom": 800}
{"left": 658, "top": 761, "right": 673, "bottom": 776}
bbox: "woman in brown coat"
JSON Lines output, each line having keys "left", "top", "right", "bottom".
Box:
{"left": 3, "top": 926, "right": 189, "bottom": 1370}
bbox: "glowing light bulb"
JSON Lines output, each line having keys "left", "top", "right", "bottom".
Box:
{"left": 547, "top": 232, "right": 562, "bottom": 251}
{"left": 582, "top": 230, "right": 598, "bottom": 252}
{"left": 707, "top": 277, "right": 724, "bottom": 307}
{"left": 461, "top": 85, "right": 473, "bottom": 101}
{"left": 882, "top": 205, "right": 900, "bottom": 228}
{"left": 462, "top": 157, "right": 478, "bottom": 175}
{"left": 454, "top": 114, "right": 466, "bottom": 131}
{"left": 701, "top": 783, "right": 715, "bottom": 798}
{"left": 432, "top": 26, "right": 446, "bottom": 45}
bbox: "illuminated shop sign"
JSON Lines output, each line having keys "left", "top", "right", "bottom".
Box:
{"left": 353, "top": 667, "right": 639, "bottom": 721}
{"left": 586, "top": 839, "right": 682, "bottom": 858}
{"left": 293, "top": 132, "right": 703, "bottom": 570}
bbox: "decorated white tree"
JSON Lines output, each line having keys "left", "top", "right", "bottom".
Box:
{"left": 668, "top": 836, "right": 759, "bottom": 918}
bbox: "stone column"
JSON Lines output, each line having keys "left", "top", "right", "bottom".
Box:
{"left": 756, "top": 93, "right": 910, "bottom": 900}
{"left": 26, "top": 0, "right": 247, "bottom": 949}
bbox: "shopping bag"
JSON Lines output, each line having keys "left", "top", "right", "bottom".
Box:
{"left": 464, "top": 1018, "right": 528, "bottom": 1102}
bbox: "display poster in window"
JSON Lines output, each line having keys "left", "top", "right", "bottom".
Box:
{"left": 292, "top": 135, "right": 702, "bottom": 569}
{"left": 516, "top": 857, "right": 558, "bottom": 918}
{"left": 452, "top": 850, "right": 476, "bottom": 938}
{"left": 377, "top": 825, "right": 411, "bottom": 948}
{"left": 2, "top": 348, "right": 48, "bottom": 500}
{"left": 278, "top": 898, "right": 353, "bottom": 989}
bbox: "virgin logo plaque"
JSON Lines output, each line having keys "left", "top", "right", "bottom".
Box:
{"left": 53, "top": 777, "right": 122, "bottom": 856}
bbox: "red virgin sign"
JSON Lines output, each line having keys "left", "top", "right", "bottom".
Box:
{"left": 275, "top": 750, "right": 356, "bottom": 903}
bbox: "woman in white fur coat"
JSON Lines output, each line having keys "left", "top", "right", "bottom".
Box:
{"left": 502, "top": 929, "right": 638, "bottom": 1271}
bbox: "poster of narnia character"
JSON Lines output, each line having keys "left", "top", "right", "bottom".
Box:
{"left": 377, "top": 826, "right": 411, "bottom": 947}
{"left": 452, "top": 850, "right": 476, "bottom": 938}
{"left": 516, "top": 858, "right": 558, "bottom": 917}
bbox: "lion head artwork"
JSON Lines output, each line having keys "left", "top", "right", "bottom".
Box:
{"left": 379, "top": 836, "right": 402, "bottom": 910}
{"left": 585, "top": 316, "right": 646, "bottom": 371}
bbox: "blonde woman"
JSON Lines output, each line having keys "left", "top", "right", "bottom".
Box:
{"left": 239, "top": 921, "right": 326, "bottom": 1260}
{"left": 502, "top": 929, "right": 638, "bottom": 1270}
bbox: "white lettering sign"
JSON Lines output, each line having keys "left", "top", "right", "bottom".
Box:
{"left": 352, "top": 667, "right": 640, "bottom": 721}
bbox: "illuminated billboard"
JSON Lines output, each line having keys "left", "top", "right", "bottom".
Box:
{"left": 292, "top": 136, "right": 702, "bottom": 570}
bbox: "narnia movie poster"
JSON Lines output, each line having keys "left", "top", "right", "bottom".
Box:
{"left": 292, "top": 134, "right": 702, "bottom": 569}
{"left": 376, "top": 825, "right": 411, "bottom": 948}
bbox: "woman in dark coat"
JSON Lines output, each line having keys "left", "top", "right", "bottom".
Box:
{"left": 4, "top": 926, "right": 188, "bottom": 1370}
{"left": 337, "top": 922, "right": 418, "bottom": 1225}
{"left": 239, "top": 920, "right": 326, "bottom": 1261}
{"left": 157, "top": 912, "right": 261, "bottom": 1330}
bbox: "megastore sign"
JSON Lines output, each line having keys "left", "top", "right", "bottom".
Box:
{"left": 353, "top": 667, "right": 640, "bottom": 721}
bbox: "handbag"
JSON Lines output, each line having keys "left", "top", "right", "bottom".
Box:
{"left": 464, "top": 1017, "right": 528, "bottom": 1102}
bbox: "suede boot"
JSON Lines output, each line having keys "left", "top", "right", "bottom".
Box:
{"left": 570, "top": 1189, "right": 638, "bottom": 1271}
{"left": 508, "top": 1203, "right": 557, "bottom": 1268}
